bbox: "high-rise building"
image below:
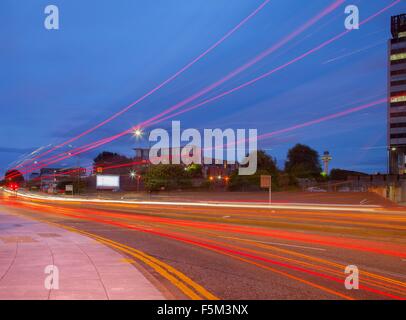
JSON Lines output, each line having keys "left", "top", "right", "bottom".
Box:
{"left": 388, "top": 14, "right": 406, "bottom": 174}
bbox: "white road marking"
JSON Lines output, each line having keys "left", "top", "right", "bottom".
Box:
{"left": 360, "top": 199, "right": 369, "bottom": 205}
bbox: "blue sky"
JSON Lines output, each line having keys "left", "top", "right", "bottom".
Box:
{"left": 0, "top": 0, "right": 405, "bottom": 176}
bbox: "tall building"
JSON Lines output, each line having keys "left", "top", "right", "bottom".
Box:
{"left": 388, "top": 14, "right": 406, "bottom": 174}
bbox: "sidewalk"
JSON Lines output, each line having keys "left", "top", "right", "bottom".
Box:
{"left": 0, "top": 210, "right": 165, "bottom": 300}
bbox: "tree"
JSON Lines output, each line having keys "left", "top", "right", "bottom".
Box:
{"left": 93, "top": 151, "right": 132, "bottom": 174}
{"left": 93, "top": 151, "right": 130, "bottom": 164}
{"left": 284, "top": 144, "right": 322, "bottom": 179}
{"left": 4, "top": 169, "right": 25, "bottom": 184}
{"left": 257, "top": 150, "right": 278, "bottom": 174}
{"left": 330, "top": 168, "right": 367, "bottom": 181}
{"left": 143, "top": 164, "right": 191, "bottom": 191}
{"left": 184, "top": 164, "right": 203, "bottom": 178}
{"left": 228, "top": 150, "right": 279, "bottom": 191}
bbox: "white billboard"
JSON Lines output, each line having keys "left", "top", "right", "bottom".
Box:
{"left": 96, "top": 175, "right": 120, "bottom": 189}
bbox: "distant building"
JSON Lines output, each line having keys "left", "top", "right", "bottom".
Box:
{"left": 36, "top": 167, "right": 86, "bottom": 191}
{"left": 133, "top": 146, "right": 238, "bottom": 178}
{"left": 29, "top": 172, "right": 40, "bottom": 181}
{"left": 388, "top": 14, "right": 406, "bottom": 174}
{"left": 133, "top": 148, "right": 150, "bottom": 162}
{"left": 203, "top": 160, "right": 238, "bottom": 179}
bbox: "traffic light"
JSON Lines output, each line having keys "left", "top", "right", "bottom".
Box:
{"left": 9, "top": 183, "right": 19, "bottom": 191}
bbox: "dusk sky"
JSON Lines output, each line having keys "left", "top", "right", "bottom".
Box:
{"left": 1, "top": 0, "right": 405, "bottom": 177}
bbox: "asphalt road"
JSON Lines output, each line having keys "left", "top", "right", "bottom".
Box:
{"left": 1, "top": 191, "right": 405, "bottom": 300}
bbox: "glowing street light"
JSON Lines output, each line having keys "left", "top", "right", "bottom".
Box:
{"left": 133, "top": 128, "right": 143, "bottom": 138}
{"left": 129, "top": 170, "right": 136, "bottom": 179}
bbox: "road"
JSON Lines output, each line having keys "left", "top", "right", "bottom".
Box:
{"left": 0, "top": 190, "right": 405, "bottom": 300}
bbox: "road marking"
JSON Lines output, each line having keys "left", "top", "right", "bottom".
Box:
{"left": 222, "top": 236, "right": 326, "bottom": 251}
{"left": 41, "top": 220, "right": 219, "bottom": 300}
{"left": 120, "top": 258, "right": 136, "bottom": 264}
{"left": 207, "top": 244, "right": 354, "bottom": 300}
{"left": 360, "top": 199, "right": 370, "bottom": 205}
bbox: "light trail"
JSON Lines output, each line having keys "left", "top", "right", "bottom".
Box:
{"left": 15, "top": 0, "right": 272, "bottom": 169}
{"left": 10, "top": 0, "right": 344, "bottom": 176}
{"left": 135, "top": 0, "right": 345, "bottom": 129}
{"left": 3, "top": 194, "right": 405, "bottom": 299}
{"left": 146, "top": 0, "right": 401, "bottom": 125}
{"left": 2, "top": 187, "right": 383, "bottom": 213}
{"left": 258, "top": 98, "right": 386, "bottom": 141}
{"left": 3, "top": 98, "right": 387, "bottom": 180}
{"left": 10, "top": 201, "right": 403, "bottom": 299}
{"left": 6, "top": 0, "right": 400, "bottom": 180}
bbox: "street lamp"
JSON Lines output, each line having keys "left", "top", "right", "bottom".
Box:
{"left": 133, "top": 128, "right": 143, "bottom": 138}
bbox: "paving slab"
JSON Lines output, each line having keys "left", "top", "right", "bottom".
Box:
{"left": 0, "top": 210, "right": 165, "bottom": 300}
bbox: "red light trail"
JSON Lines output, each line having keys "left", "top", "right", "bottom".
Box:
{"left": 9, "top": 0, "right": 345, "bottom": 177}
{"left": 5, "top": 0, "right": 400, "bottom": 179}
{"left": 15, "top": 0, "right": 272, "bottom": 169}
{"left": 6, "top": 200, "right": 403, "bottom": 300}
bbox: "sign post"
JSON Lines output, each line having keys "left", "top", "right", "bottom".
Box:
{"left": 260, "top": 175, "right": 272, "bottom": 205}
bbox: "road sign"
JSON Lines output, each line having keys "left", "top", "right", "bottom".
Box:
{"left": 260, "top": 175, "right": 272, "bottom": 204}
{"left": 260, "top": 175, "right": 271, "bottom": 188}
{"left": 65, "top": 185, "right": 73, "bottom": 192}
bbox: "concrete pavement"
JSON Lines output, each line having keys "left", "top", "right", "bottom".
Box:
{"left": 0, "top": 209, "right": 165, "bottom": 300}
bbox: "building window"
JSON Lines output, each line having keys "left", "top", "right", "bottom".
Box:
{"left": 391, "top": 95, "right": 406, "bottom": 103}
{"left": 391, "top": 69, "right": 406, "bottom": 76}
{"left": 391, "top": 79, "right": 406, "bottom": 86}
{"left": 391, "top": 133, "right": 406, "bottom": 139}
{"left": 390, "top": 122, "right": 406, "bottom": 128}
{"left": 391, "top": 111, "right": 406, "bottom": 117}
{"left": 391, "top": 53, "right": 406, "bottom": 61}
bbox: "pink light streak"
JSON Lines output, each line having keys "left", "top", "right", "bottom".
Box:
{"left": 16, "top": 0, "right": 271, "bottom": 169}
{"left": 7, "top": 0, "right": 400, "bottom": 179}
{"left": 14, "top": 0, "right": 345, "bottom": 176}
